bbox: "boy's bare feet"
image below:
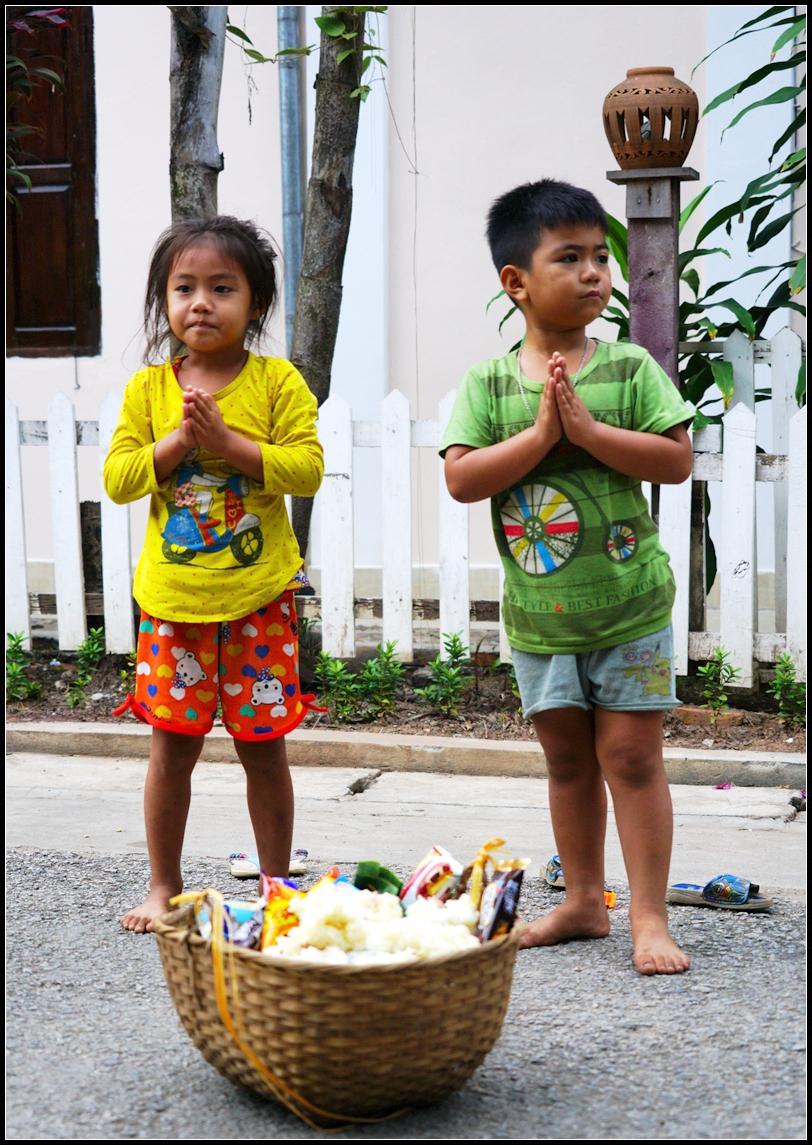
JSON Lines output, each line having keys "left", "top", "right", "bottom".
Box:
{"left": 519, "top": 896, "right": 611, "bottom": 948}
{"left": 120, "top": 887, "right": 178, "bottom": 933}
{"left": 631, "top": 913, "right": 690, "bottom": 975}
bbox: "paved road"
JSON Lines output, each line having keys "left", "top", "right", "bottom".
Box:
{"left": 5, "top": 850, "right": 805, "bottom": 1140}
{"left": 5, "top": 753, "right": 807, "bottom": 889}
{"left": 5, "top": 754, "right": 807, "bottom": 1139}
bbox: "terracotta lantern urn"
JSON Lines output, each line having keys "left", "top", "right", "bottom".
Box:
{"left": 603, "top": 67, "right": 699, "bottom": 169}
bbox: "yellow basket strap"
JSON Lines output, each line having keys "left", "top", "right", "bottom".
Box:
{"left": 177, "top": 890, "right": 410, "bottom": 1133}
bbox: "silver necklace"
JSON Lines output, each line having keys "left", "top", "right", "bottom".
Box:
{"left": 516, "top": 336, "right": 590, "bottom": 421}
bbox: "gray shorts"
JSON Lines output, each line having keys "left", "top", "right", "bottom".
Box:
{"left": 511, "top": 623, "right": 679, "bottom": 717}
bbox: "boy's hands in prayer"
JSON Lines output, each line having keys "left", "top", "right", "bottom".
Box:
{"left": 550, "top": 351, "right": 595, "bottom": 448}
{"left": 535, "top": 361, "right": 563, "bottom": 448}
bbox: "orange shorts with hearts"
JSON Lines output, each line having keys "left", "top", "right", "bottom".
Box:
{"left": 113, "top": 592, "right": 320, "bottom": 741}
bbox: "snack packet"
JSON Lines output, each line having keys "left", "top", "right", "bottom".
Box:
{"left": 260, "top": 880, "right": 303, "bottom": 951}
{"left": 400, "top": 846, "right": 463, "bottom": 908}
{"left": 477, "top": 868, "right": 525, "bottom": 942}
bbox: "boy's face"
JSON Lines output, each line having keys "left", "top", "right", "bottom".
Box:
{"left": 500, "top": 224, "right": 611, "bottom": 330}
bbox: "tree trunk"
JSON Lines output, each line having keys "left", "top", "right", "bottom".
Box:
{"left": 168, "top": 6, "right": 227, "bottom": 222}
{"left": 290, "top": 7, "right": 366, "bottom": 559}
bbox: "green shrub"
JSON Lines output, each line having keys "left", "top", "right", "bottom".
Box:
{"left": 767, "top": 653, "right": 806, "bottom": 728}
{"left": 6, "top": 632, "right": 42, "bottom": 701}
{"left": 314, "top": 651, "right": 361, "bottom": 723}
{"left": 414, "top": 632, "right": 470, "bottom": 716}
{"left": 697, "top": 647, "right": 741, "bottom": 722}
{"left": 358, "top": 641, "right": 404, "bottom": 718}
{"left": 67, "top": 626, "right": 105, "bottom": 709}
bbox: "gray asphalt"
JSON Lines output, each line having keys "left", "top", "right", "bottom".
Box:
{"left": 5, "top": 849, "right": 806, "bottom": 1140}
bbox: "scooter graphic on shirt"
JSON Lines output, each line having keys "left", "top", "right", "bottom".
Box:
{"left": 500, "top": 472, "right": 638, "bottom": 577}
{"left": 161, "top": 457, "right": 264, "bottom": 566}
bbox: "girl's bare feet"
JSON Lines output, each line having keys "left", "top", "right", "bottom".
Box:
{"left": 519, "top": 896, "right": 611, "bottom": 948}
{"left": 120, "top": 886, "right": 178, "bottom": 933}
{"left": 631, "top": 912, "right": 690, "bottom": 975}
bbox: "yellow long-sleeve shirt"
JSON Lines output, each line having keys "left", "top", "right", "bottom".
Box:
{"left": 103, "top": 354, "right": 323, "bottom": 622}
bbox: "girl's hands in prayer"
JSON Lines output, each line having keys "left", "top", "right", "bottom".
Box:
{"left": 182, "top": 389, "right": 232, "bottom": 456}
{"left": 551, "top": 351, "right": 595, "bottom": 448}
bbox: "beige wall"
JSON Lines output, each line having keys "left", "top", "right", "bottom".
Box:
{"left": 385, "top": 4, "right": 708, "bottom": 580}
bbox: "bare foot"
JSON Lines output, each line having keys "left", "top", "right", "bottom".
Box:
{"left": 519, "top": 896, "right": 610, "bottom": 949}
{"left": 120, "top": 887, "right": 177, "bottom": 934}
{"left": 632, "top": 914, "right": 690, "bottom": 975}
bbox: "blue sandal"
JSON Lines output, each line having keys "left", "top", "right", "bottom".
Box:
{"left": 544, "top": 854, "right": 566, "bottom": 889}
{"left": 667, "top": 874, "right": 773, "bottom": 912}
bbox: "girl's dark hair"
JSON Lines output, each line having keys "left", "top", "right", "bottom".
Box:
{"left": 142, "top": 216, "right": 279, "bottom": 363}
{"left": 486, "top": 179, "right": 608, "bottom": 272}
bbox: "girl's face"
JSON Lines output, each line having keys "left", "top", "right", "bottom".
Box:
{"left": 166, "top": 241, "right": 259, "bottom": 355}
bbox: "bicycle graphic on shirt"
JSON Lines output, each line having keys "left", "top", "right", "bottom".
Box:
{"left": 161, "top": 450, "right": 264, "bottom": 566}
{"left": 500, "top": 473, "right": 638, "bottom": 576}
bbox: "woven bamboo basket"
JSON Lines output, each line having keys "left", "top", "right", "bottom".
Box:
{"left": 153, "top": 904, "right": 521, "bottom": 1121}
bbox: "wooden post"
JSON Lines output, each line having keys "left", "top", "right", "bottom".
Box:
{"left": 770, "top": 327, "right": 802, "bottom": 632}
{"left": 381, "top": 390, "right": 413, "bottom": 660}
{"left": 99, "top": 392, "right": 134, "bottom": 654}
{"left": 719, "top": 403, "right": 757, "bottom": 687}
{"left": 438, "top": 391, "right": 470, "bottom": 658}
{"left": 319, "top": 395, "right": 355, "bottom": 658}
{"left": 5, "top": 398, "right": 30, "bottom": 646}
{"left": 658, "top": 464, "right": 692, "bottom": 675}
{"left": 48, "top": 392, "right": 86, "bottom": 651}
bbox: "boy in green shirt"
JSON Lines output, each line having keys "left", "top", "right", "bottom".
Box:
{"left": 441, "top": 179, "right": 694, "bottom": 975}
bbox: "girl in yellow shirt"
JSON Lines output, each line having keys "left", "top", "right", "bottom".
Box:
{"left": 104, "top": 216, "right": 324, "bottom": 932}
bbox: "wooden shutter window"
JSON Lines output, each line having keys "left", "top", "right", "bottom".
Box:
{"left": 6, "top": 6, "right": 101, "bottom": 356}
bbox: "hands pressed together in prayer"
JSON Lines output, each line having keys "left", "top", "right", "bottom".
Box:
{"left": 535, "top": 350, "right": 596, "bottom": 450}
{"left": 177, "top": 388, "right": 232, "bottom": 454}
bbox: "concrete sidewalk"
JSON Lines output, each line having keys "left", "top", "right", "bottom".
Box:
{"left": 6, "top": 752, "right": 806, "bottom": 890}
{"left": 6, "top": 720, "right": 807, "bottom": 787}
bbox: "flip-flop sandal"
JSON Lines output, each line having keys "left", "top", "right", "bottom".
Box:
{"left": 544, "top": 854, "right": 566, "bottom": 889}
{"left": 229, "top": 849, "right": 308, "bottom": 879}
{"left": 667, "top": 874, "right": 773, "bottom": 912}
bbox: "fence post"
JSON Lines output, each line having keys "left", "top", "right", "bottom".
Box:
{"left": 438, "top": 391, "right": 469, "bottom": 657}
{"left": 98, "top": 393, "right": 134, "bottom": 654}
{"left": 48, "top": 392, "right": 87, "bottom": 651}
{"left": 719, "top": 403, "right": 756, "bottom": 687}
{"left": 5, "top": 398, "right": 30, "bottom": 646}
{"left": 381, "top": 389, "right": 413, "bottom": 661}
{"left": 319, "top": 395, "right": 355, "bottom": 658}
{"left": 786, "top": 406, "right": 806, "bottom": 679}
{"left": 658, "top": 466, "right": 692, "bottom": 676}
{"left": 770, "top": 327, "right": 802, "bottom": 632}
{"left": 724, "top": 329, "right": 755, "bottom": 410}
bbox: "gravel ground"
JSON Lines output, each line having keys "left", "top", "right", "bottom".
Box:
{"left": 6, "top": 848, "right": 806, "bottom": 1140}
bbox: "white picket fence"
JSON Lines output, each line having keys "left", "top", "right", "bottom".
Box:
{"left": 4, "top": 329, "right": 806, "bottom": 684}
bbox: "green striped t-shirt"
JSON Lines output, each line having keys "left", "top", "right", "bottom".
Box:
{"left": 440, "top": 341, "right": 693, "bottom": 654}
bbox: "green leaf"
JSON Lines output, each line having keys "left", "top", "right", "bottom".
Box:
{"left": 692, "top": 410, "right": 711, "bottom": 431}
{"left": 782, "top": 147, "right": 806, "bottom": 170}
{"left": 350, "top": 85, "right": 371, "bottom": 101}
{"left": 772, "top": 17, "right": 806, "bottom": 56}
{"left": 604, "top": 212, "right": 628, "bottom": 282}
{"left": 770, "top": 108, "right": 806, "bottom": 161}
{"left": 226, "top": 24, "right": 254, "bottom": 44}
{"left": 711, "top": 360, "right": 735, "bottom": 409}
{"left": 498, "top": 305, "right": 518, "bottom": 334}
{"left": 486, "top": 288, "right": 506, "bottom": 313}
{"left": 360, "top": 55, "right": 372, "bottom": 74}
{"left": 789, "top": 254, "right": 806, "bottom": 295}
{"left": 679, "top": 247, "right": 731, "bottom": 272}
{"left": 702, "top": 53, "right": 803, "bottom": 115}
{"left": 315, "top": 14, "right": 346, "bottom": 36}
{"left": 336, "top": 47, "right": 355, "bottom": 63}
{"left": 244, "top": 48, "right": 274, "bottom": 63}
{"left": 276, "top": 45, "right": 315, "bottom": 57}
{"left": 681, "top": 268, "right": 701, "bottom": 297}
{"left": 711, "top": 299, "right": 757, "bottom": 339}
{"left": 691, "top": 8, "right": 797, "bottom": 76}
{"left": 748, "top": 206, "right": 801, "bottom": 251}
{"left": 795, "top": 361, "right": 806, "bottom": 407}
{"left": 679, "top": 183, "right": 720, "bottom": 233}
{"left": 722, "top": 84, "right": 806, "bottom": 135}
{"left": 695, "top": 200, "right": 747, "bottom": 246}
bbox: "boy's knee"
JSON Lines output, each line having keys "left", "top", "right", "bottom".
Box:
{"left": 598, "top": 739, "right": 661, "bottom": 787}
{"left": 544, "top": 744, "right": 596, "bottom": 783}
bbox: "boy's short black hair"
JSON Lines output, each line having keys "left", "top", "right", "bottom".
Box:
{"left": 486, "top": 179, "right": 608, "bottom": 272}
